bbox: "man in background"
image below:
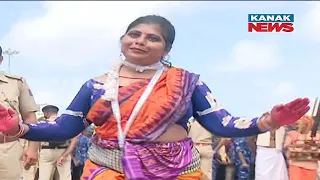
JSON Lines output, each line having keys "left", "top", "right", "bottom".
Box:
{"left": 213, "top": 138, "right": 233, "bottom": 180}
{"left": 38, "top": 105, "right": 78, "bottom": 180}
{"left": 255, "top": 127, "right": 288, "bottom": 180}
{"left": 188, "top": 119, "right": 214, "bottom": 180}
{"left": 0, "top": 45, "right": 40, "bottom": 179}
{"left": 71, "top": 125, "right": 93, "bottom": 180}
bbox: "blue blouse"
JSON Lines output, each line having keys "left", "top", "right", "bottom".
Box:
{"left": 23, "top": 78, "right": 263, "bottom": 141}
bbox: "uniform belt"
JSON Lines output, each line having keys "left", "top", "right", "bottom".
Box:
{"left": 41, "top": 145, "right": 68, "bottom": 149}
{"left": 194, "top": 143, "right": 212, "bottom": 146}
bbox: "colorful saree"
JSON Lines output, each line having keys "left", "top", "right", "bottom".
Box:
{"left": 82, "top": 160, "right": 202, "bottom": 180}
{"left": 83, "top": 67, "right": 201, "bottom": 180}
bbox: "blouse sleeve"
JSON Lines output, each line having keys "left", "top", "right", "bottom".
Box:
{"left": 22, "top": 80, "right": 94, "bottom": 141}
{"left": 192, "top": 80, "right": 265, "bottom": 137}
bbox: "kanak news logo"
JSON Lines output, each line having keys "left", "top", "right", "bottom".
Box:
{"left": 248, "top": 14, "right": 294, "bottom": 33}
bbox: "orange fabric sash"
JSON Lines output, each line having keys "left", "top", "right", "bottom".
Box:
{"left": 86, "top": 67, "right": 199, "bottom": 141}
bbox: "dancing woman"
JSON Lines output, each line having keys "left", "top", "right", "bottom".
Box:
{"left": 0, "top": 15, "right": 310, "bottom": 180}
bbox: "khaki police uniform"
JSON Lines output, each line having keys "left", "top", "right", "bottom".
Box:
{"left": 39, "top": 135, "right": 72, "bottom": 180}
{"left": 21, "top": 139, "right": 40, "bottom": 180}
{"left": 188, "top": 119, "right": 214, "bottom": 180}
{"left": 0, "top": 72, "right": 38, "bottom": 180}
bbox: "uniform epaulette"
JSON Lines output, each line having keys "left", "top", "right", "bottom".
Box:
{"left": 3, "top": 72, "right": 24, "bottom": 81}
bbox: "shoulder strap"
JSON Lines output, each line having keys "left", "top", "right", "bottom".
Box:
{"left": 3, "top": 72, "right": 23, "bottom": 81}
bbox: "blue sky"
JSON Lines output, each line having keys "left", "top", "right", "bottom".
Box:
{"left": 0, "top": 1, "right": 319, "bottom": 117}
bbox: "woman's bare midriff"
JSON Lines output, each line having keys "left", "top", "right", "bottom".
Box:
{"left": 153, "top": 124, "right": 188, "bottom": 143}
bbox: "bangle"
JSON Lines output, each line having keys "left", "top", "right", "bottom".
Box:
{"left": 258, "top": 112, "right": 280, "bottom": 132}
{"left": 4, "top": 122, "right": 25, "bottom": 138}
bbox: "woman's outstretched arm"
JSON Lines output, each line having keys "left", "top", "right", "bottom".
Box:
{"left": 21, "top": 80, "right": 94, "bottom": 141}
{"left": 191, "top": 80, "right": 304, "bottom": 137}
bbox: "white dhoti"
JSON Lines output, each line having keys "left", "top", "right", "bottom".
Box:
{"left": 255, "top": 146, "right": 288, "bottom": 180}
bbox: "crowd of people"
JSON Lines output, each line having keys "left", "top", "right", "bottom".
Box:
{"left": 14, "top": 109, "right": 320, "bottom": 180}
{"left": 0, "top": 14, "right": 314, "bottom": 180}
{"left": 190, "top": 115, "right": 320, "bottom": 180}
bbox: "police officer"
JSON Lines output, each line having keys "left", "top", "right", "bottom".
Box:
{"left": 188, "top": 118, "right": 214, "bottom": 180}
{"left": 39, "top": 105, "right": 78, "bottom": 180}
{"left": 0, "top": 45, "right": 40, "bottom": 179}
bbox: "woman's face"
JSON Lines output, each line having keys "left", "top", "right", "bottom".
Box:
{"left": 121, "top": 23, "right": 167, "bottom": 66}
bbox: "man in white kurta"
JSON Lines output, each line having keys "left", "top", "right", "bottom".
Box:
{"left": 255, "top": 126, "right": 288, "bottom": 180}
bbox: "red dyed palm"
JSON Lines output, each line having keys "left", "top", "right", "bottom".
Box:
{"left": 0, "top": 105, "right": 20, "bottom": 135}
{"left": 271, "top": 98, "right": 310, "bottom": 126}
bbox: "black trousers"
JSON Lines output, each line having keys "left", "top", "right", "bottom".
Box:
{"left": 216, "top": 164, "right": 226, "bottom": 180}
{"left": 71, "top": 161, "right": 84, "bottom": 180}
